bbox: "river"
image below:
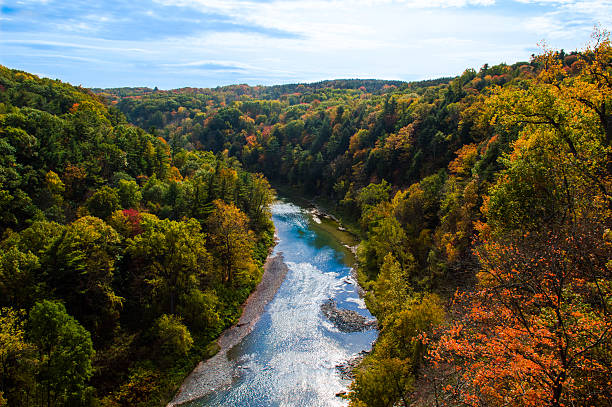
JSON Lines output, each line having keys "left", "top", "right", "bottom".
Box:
{"left": 185, "top": 199, "right": 378, "bottom": 406}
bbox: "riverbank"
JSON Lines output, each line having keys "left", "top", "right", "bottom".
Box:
{"left": 168, "top": 253, "right": 289, "bottom": 406}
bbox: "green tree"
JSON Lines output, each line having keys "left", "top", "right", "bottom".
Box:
{"left": 28, "top": 301, "right": 94, "bottom": 407}
{"left": 117, "top": 179, "right": 142, "bottom": 209}
{"left": 349, "top": 357, "right": 413, "bottom": 407}
{"left": 0, "top": 246, "right": 40, "bottom": 309}
{"left": 155, "top": 314, "right": 193, "bottom": 356}
{"left": 86, "top": 186, "right": 120, "bottom": 219}
{"left": 356, "top": 181, "right": 391, "bottom": 213}
{"left": 49, "top": 216, "right": 122, "bottom": 342}
{"left": 371, "top": 253, "right": 410, "bottom": 320}
{"left": 127, "top": 215, "right": 212, "bottom": 315}
{"left": 177, "top": 289, "right": 220, "bottom": 333}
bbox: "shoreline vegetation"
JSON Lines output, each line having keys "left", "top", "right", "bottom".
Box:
{"left": 169, "top": 253, "right": 289, "bottom": 406}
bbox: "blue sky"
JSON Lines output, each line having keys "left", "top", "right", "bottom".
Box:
{"left": 0, "top": 0, "right": 610, "bottom": 88}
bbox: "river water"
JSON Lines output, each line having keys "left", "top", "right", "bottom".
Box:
{"left": 189, "top": 200, "right": 377, "bottom": 407}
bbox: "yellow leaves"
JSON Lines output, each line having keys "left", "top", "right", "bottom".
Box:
{"left": 448, "top": 143, "right": 479, "bottom": 176}
{"left": 14, "top": 72, "right": 35, "bottom": 81}
{"left": 167, "top": 166, "right": 183, "bottom": 182}
{"left": 240, "top": 114, "right": 255, "bottom": 125}
{"left": 0, "top": 307, "right": 30, "bottom": 363}
{"left": 207, "top": 200, "right": 256, "bottom": 285}
{"left": 45, "top": 170, "right": 65, "bottom": 196}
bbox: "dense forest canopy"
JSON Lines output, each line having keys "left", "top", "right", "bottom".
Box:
{"left": 0, "top": 65, "right": 275, "bottom": 406}
{"left": 97, "top": 31, "right": 611, "bottom": 407}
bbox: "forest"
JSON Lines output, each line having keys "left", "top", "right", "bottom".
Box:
{"left": 97, "top": 30, "right": 611, "bottom": 407}
{"left": 0, "top": 66, "right": 275, "bottom": 405}
{"left": 0, "top": 28, "right": 610, "bottom": 407}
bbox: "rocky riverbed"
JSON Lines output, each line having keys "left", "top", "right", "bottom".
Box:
{"left": 321, "top": 299, "right": 377, "bottom": 333}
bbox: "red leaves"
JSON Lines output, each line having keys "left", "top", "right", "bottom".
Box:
{"left": 122, "top": 208, "right": 143, "bottom": 236}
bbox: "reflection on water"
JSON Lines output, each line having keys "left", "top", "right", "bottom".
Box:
{"left": 191, "top": 201, "right": 377, "bottom": 406}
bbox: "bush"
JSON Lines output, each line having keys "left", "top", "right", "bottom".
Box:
{"left": 155, "top": 314, "right": 193, "bottom": 356}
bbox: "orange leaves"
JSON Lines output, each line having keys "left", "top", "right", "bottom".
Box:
{"left": 245, "top": 134, "right": 257, "bottom": 146}
{"left": 430, "top": 220, "right": 612, "bottom": 406}
{"left": 448, "top": 144, "right": 478, "bottom": 176}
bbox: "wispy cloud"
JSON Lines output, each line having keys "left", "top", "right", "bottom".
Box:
{"left": 0, "top": 0, "right": 608, "bottom": 88}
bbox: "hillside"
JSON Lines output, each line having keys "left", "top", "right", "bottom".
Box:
{"left": 0, "top": 66, "right": 275, "bottom": 406}
{"left": 99, "top": 33, "right": 612, "bottom": 407}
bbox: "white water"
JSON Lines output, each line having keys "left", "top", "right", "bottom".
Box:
{"left": 190, "top": 201, "right": 377, "bottom": 406}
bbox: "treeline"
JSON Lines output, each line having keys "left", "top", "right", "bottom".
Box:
{"left": 0, "top": 66, "right": 275, "bottom": 406}
{"left": 94, "top": 78, "right": 410, "bottom": 105}
{"left": 104, "top": 31, "right": 611, "bottom": 407}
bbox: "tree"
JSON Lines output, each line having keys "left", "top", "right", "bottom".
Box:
{"left": 484, "top": 31, "right": 611, "bottom": 234}
{"left": 0, "top": 246, "right": 40, "bottom": 309}
{"left": 127, "top": 215, "right": 212, "bottom": 315}
{"left": 86, "top": 186, "right": 120, "bottom": 219}
{"left": 371, "top": 253, "right": 410, "bottom": 320}
{"left": 358, "top": 216, "right": 412, "bottom": 279}
{"left": 0, "top": 308, "right": 35, "bottom": 406}
{"left": 350, "top": 294, "right": 443, "bottom": 407}
{"left": 117, "top": 179, "right": 142, "bottom": 209}
{"left": 49, "top": 216, "right": 122, "bottom": 343}
{"left": 432, "top": 223, "right": 611, "bottom": 406}
{"left": 177, "top": 289, "right": 220, "bottom": 333}
{"left": 206, "top": 200, "right": 256, "bottom": 286}
{"left": 349, "top": 357, "right": 414, "bottom": 407}
{"left": 356, "top": 180, "right": 391, "bottom": 213}
{"left": 28, "top": 301, "right": 94, "bottom": 407}
{"left": 241, "top": 172, "right": 274, "bottom": 229}
{"left": 155, "top": 314, "right": 193, "bottom": 356}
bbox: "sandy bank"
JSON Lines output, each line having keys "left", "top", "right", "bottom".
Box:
{"left": 168, "top": 253, "right": 289, "bottom": 406}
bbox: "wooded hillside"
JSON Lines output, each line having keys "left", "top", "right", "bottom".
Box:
{"left": 0, "top": 66, "right": 275, "bottom": 406}
{"left": 101, "top": 31, "right": 612, "bottom": 407}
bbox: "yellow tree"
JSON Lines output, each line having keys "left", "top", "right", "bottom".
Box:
{"left": 206, "top": 200, "right": 256, "bottom": 285}
{"left": 0, "top": 308, "right": 34, "bottom": 406}
{"left": 484, "top": 29, "right": 611, "bottom": 232}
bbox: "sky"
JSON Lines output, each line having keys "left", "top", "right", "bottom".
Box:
{"left": 0, "top": 0, "right": 610, "bottom": 89}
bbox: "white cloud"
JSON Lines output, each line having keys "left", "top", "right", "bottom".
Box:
{"left": 2, "top": 0, "right": 608, "bottom": 87}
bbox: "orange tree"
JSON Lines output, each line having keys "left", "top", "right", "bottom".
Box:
{"left": 431, "top": 222, "right": 611, "bottom": 406}
{"left": 430, "top": 31, "right": 612, "bottom": 407}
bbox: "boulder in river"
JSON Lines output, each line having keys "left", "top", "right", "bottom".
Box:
{"left": 321, "top": 299, "right": 377, "bottom": 333}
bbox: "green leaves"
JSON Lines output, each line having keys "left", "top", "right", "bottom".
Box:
{"left": 155, "top": 314, "right": 193, "bottom": 356}
{"left": 86, "top": 186, "right": 121, "bottom": 220}
{"left": 127, "top": 215, "right": 211, "bottom": 315}
{"left": 28, "top": 300, "right": 94, "bottom": 406}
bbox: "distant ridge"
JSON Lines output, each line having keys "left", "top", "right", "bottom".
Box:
{"left": 92, "top": 77, "right": 454, "bottom": 102}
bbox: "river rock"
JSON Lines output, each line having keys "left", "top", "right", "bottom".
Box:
{"left": 321, "top": 299, "right": 377, "bottom": 332}
{"left": 335, "top": 350, "right": 370, "bottom": 380}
